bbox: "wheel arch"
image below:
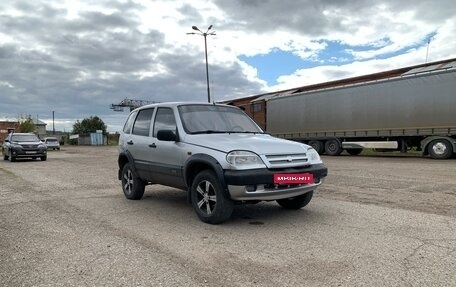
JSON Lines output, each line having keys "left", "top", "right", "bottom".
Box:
{"left": 421, "top": 136, "right": 456, "bottom": 156}
{"left": 117, "top": 150, "right": 136, "bottom": 180}
{"left": 184, "top": 154, "right": 228, "bottom": 197}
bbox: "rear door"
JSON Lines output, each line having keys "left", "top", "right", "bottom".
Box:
{"left": 126, "top": 108, "right": 155, "bottom": 180}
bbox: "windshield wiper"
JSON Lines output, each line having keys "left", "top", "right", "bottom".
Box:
{"left": 228, "top": 131, "right": 264, "bottom": 134}
{"left": 191, "top": 130, "right": 230, "bottom": 134}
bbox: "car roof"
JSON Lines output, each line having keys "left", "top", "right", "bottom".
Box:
{"left": 133, "top": 101, "right": 235, "bottom": 112}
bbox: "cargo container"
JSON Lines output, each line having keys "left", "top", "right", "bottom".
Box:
{"left": 225, "top": 58, "right": 456, "bottom": 159}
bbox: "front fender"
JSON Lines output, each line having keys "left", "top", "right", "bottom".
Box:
{"left": 184, "top": 154, "right": 229, "bottom": 197}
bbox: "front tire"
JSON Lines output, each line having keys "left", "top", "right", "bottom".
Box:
{"left": 41, "top": 155, "right": 47, "bottom": 161}
{"left": 9, "top": 151, "right": 16, "bottom": 162}
{"left": 191, "top": 170, "right": 233, "bottom": 224}
{"left": 277, "top": 191, "right": 313, "bottom": 209}
{"left": 428, "top": 139, "right": 453, "bottom": 159}
{"left": 121, "top": 163, "right": 145, "bottom": 200}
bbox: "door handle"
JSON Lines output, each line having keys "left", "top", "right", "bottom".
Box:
{"left": 127, "top": 140, "right": 134, "bottom": 145}
{"left": 149, "top": 143, "right": 157, "bottom": 148}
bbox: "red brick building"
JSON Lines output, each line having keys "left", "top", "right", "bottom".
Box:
{"left": 0, "top": 121, "right": 19, "bottom": 142}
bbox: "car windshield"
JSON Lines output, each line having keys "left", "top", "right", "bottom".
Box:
{"left": 178, "top": 104, "right": 263, "bottom": 134}
{"left": 11, "top": 134, "right": 40, "bottom": 142}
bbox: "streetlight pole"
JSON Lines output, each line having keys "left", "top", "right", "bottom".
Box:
{"left": 187, "top": 25, "right": 215, "bottom": 103}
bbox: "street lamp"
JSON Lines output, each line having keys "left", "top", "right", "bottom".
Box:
{"left": 187, "top": 25, "right": 215, "bottom": 103}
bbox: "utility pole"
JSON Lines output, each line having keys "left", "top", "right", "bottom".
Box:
{"left": 187, "top": 25, "right": 216, "bottom": 103}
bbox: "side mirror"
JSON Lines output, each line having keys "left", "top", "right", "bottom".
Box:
{"left": 157, "top": 130, "right": 178, "bottom": 142}
{"left": 4, "top": 139, "right": 9, "bottom": 143}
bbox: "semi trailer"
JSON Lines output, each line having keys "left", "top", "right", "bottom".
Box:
{"left": 227, "top": 58, "right": 456, "bottom": 159}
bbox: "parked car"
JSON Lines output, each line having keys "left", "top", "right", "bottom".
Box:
{"left": 118, "top": 102, "right": 328, "bottom": 224}
{"left": 2, "top": 133, "right": 47, "bottom": 162}
{"left": 43, "top": 137, "right": 60, "bottom": 150}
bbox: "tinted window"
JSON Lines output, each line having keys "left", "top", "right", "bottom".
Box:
{"left": 11, "top": 134, "right": 40, "bottom": 142}
{"left": 132, "top": 108, "right": 154, "bottom": 136}
{"left": 123, "top": 111, "right": 137, "bottom": 134}
{"left": 153, "top": 108, "right": 176, "bottom": 137}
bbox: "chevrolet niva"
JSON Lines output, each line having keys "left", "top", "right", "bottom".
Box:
{"left": 118, "top": 102, "right": 327, "bottom": 224}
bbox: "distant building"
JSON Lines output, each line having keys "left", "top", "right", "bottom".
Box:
{"left": 33, "top": 119, "right": 47, "bottom": 138}
{"left": 0, "top": 121, "right": 19, "bottom": 142}
{"left": 0, "top": 119, "right": 47, "bottom": 142}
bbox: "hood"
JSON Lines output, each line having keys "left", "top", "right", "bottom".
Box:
{"left": 14, "top": 141, "right": 42, "bottom": 144}
{"left": 183, "top": 133, "right": 309, "bottom": 155}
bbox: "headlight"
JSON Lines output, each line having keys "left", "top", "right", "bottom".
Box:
{"left": 307, "top": 148, "right": 322, "bottom": 163}
{"left": 226, "top": 151, "right": 266, "bottom": 170}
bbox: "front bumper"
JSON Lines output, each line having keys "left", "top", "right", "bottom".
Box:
{"left": 224, "top": 164, "right": 327, "bottom": 201}
{"left": 11, "top": 148, "right": 47, "bottom": 158}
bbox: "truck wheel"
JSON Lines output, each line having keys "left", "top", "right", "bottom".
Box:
{"left": 277, "top": 191, "right": 313, "bottom": 209}
{"left": 121, "top": 163, "right": 145, "bottom": 200}
{"left": 346, "top": 148, "right": 362, "bottom": 156}
{"left": 191, "top": 170, "right": 233, "bottom": 224}
{"left": 325, "top": 139, "right": 342, "bottom": 156}
{"left": 428, "top": 139, "right": 453, "bottom": 159}
{"left": 308, "top": 140, "right": 324, "bottom": 154}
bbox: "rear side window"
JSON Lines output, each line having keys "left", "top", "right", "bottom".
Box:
{"left": 153, "top": 108, "right": 176, "bottom": 137}
{"left": 123, "top": 111, "right": 137, "bottom": 134}
{"left": 132, "top": 108, "right": 154, "bottom": 136}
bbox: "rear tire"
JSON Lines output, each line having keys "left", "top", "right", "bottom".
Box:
{"left": 191, "top": 170, "right": 233, "bottom": 224}
{"left": 325, "top": 139, "right": 342, "bottom": 156}
{"left": 121, "top": 163, "right": 145, "bottom": 200}
{"left": 277, "top": 191, "right": 313, "bottom": 209}
{"left": 428, "top": 139, "right": 453, "bottom": 159}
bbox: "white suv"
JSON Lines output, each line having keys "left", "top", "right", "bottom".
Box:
{"left": 118, "top": 102, "right": 327, "bottom": 224}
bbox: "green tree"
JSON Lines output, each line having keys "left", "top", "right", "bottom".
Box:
{"left": 72, "top": 116, "right": 107, "bottom": 134}
{"left": 19, "top": 115, "right": 36, "bottom": 133}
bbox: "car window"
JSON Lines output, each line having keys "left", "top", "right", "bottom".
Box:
{"left": 132, "top": 108, "right": 154, "bottom": 136}
{"left": 178, "top": 104, "right": 263, "bottom": 134}
{"left": 123, "top": 111, "right": 138, "bottom": 134}
{"left": 153, "top": 107, "right": 176, "bottom": 137}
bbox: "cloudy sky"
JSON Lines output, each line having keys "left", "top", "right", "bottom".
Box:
{"left": 1, "top": 0, "right": 455, "bottom": 132}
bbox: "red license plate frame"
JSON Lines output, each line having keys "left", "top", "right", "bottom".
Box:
{"left": 274, "top": 173, "right": 314, "bottom": 184}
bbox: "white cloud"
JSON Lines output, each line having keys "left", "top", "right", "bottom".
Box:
{"left": 0, "top": 0, "right": 455, "bottom": 132}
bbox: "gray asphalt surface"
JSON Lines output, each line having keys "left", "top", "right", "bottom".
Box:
{"left": 1, "top": 146, "right": 455, "bottom": 286}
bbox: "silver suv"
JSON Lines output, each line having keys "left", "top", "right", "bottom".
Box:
{"left": 118, "top": 102, "right": 327, "bottom": 224}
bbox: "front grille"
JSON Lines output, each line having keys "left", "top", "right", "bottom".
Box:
{"left": 264, "top": 153, "right": 308, "bottom": 167}
{"left": 21, "top": 144, "right": 39, "bottom": 150}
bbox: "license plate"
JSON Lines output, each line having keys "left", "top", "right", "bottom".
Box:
{"left": 274, "top": 173, "right": 314, "bottom": 184}
{"left": 26, "top": 151, "right": 37, "bottom": 154}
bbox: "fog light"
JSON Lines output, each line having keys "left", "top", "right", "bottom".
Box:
{"left": 246, "top": 185, "right": 257, "bottom": 192}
